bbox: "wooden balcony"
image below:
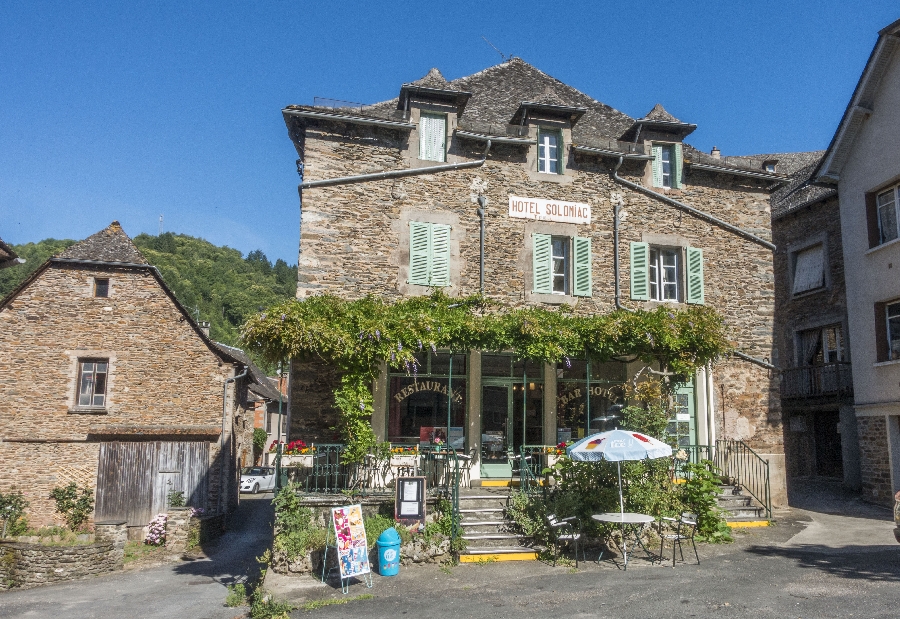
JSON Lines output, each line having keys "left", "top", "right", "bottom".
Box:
{"left": 780, "top": 362, "right": 853, "bottom": 399}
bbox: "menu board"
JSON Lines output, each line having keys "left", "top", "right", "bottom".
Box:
{"left": 330, "top": 504, "right": 370, "bottom": 579}
{"left": 394, "top": 476, "right": 426, "bottom": 525}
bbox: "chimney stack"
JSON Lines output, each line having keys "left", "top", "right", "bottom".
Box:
{"left": 711, "top": 146, "right": 721, "bottom": 159}
{"left": 200, "top": 321, "right": 210, "bottom": 337}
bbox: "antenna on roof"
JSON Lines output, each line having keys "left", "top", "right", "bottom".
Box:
{"left": 481, "top": 36, "right": 508, "bottom": 62}
{"left": 158, "top": 215, "right": 163, "bottom": 235}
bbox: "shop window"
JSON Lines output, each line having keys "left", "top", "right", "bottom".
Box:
{"left": 408, "top": 221, "right": 451, "bottom": 287}
{"left": 532, "top": 234, "right": 591, "bottom": 297}
{"left": 556, "top": 359, "right": 626, "bottom": 441}
{"left": 388, "top": 352, "right": 466, "bottom": 445}
{"left": 651, "top": 143, "right": 683, "bottom": 189}
{"left": 419, "top": 112, "right": 446, "bottom": 162}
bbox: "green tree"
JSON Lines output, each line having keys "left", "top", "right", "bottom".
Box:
{"left": 0, "top": 238, "right": 77, "bottom": 298}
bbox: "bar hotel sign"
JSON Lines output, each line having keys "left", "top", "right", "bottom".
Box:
{"left": 508, "top": 195, "right": 591, "bottom": 225}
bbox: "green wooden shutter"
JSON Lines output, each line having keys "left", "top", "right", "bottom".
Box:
{"left": 651, "top": 145, "right": 663, "bottom": 188}
{"left": 409, "top": 221, "right": 432, "bottom": 286}
{"left": 686, "top": 247, "right": 705, "bottom": 304}
{"left": 573, "top": 236, "right": 592, "bottom": 297}
{"left": 532, "top": 233, "right": 552, "bottom": 294}
{"left": 630, "top": 242, "right": 650, "bottom": 300}
{"left": 673, "top": 143, "right": 683, "bottom": 189}
{"left": 429, "top": 224, "right": 451, "bottom": 287}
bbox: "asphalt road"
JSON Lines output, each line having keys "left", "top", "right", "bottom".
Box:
{"left": 2, "top": 483, "right": 898, "bottom": 619}
{"left": 0, "top": 493, "right": 274, "bottom": 619}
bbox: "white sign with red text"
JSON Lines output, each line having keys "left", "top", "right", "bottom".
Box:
{"left": 508, "top": 195, "right": 591, "bottom": 225}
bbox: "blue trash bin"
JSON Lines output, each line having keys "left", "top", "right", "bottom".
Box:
{"left": 376, "top": 527, "right": 401, "bottom": 576}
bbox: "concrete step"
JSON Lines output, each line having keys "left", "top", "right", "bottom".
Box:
{"left": 723, "top": 506, "right": 766, "bottom": 519}
{"left": 717, "top": 496, "right": 753, "bottom": 508}
{"left": 462, "top": 546, "right": 533, "bottom": 555}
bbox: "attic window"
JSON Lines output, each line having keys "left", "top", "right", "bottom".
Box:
{"left": 764, "top": 163, "right": 777, "bottom": 173}
{"left": 94, "top": 278, "right": 109, "bottom": 298}
{"left": 538, "top": 129, "right": 561, "bottom": 174}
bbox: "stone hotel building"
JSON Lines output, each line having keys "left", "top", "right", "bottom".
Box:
{"left": 282, "top": 59, "right": 788, "bottom": 502}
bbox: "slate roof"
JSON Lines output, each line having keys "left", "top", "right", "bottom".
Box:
{"left": 642, "top": 103, "right": 681, "bottom": 123}
{"left": 770, "top": 155, "right": 838, "bottom": 220}
{"left": 213, "top": 342, "right": 283, "bottom": 401}
{"left": 57, "top": 221, "right": 148, "bottom": 264}
{"left": 738, "top": 151, "right": 825, "bottom": 176}
{"left": 405, "top": 67, "right": 453, "bottom": 90}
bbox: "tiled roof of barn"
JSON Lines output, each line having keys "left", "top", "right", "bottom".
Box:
{"left": 770, "top": 157, "right": 838, "bottom": 219}
{"left": 213, "top": 342, "right": 283, "bottom": 401}
{"left": 57, "top": 221, "right": 149, "bottom": 264}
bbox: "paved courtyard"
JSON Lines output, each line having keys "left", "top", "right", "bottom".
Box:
{"left": 1, "top": 483, "right": 897, "bottom": 619}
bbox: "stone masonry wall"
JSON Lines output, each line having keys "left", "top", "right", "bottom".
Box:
{"left": 0, "top": 521, "right": 126, "bottom": 590}
{"left": 857, "top": 415, "right": 893, "bottom": 505}
{"left": 289, "top": 118, "right": 782, "bottom": 473}
{"left": 0, "top": 263, "right": 238, "bottom": 526}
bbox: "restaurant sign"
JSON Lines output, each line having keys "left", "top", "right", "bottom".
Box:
{"left": 508, "top": 195, "right": 591, "bottom": 225}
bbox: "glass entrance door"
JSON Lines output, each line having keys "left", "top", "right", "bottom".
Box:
{"left": 480, "top": 380, "right": 544, "bottom": 477}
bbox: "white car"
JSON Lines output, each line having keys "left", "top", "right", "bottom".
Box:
{"left": 240, "top": 466, "right": 276, "bottom": 494}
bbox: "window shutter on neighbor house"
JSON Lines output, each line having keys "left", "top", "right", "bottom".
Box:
{"left": 409, "top": 221, "right": 432, "bottom": 286}
{"left": 573, "top": 236, "right": 592, "bottom": 297}
{"left": 429, "top": 224, "right": 451, "bottom": 287}
{"left": 673, "top": 143, "right": 683, "bottom": 189}
{"left": 532, "top": 233, "right": 552, "bottom": 294}
{"left": 686, "top": 246, "right": 705, "bottom": 304}
{"left": 630, "top": 242, "right": 650, "bottom": 300}
{"left": 651, "top": 145, "right": 664, "bottom": 187}
{"left": 792, "top": 244, "right": 825, "bottom": 294}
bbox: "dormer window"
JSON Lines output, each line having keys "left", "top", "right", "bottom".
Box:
{"left": 538, "top": 129, "right": 561, "bottom": 174}
{"left": 418, "top": 112, "right": 447, "bottom": 162}
{"left": 651, "top": 143, "right": 683, "bottom": 189}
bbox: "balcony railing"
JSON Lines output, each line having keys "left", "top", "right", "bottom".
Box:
{"left": 780, "top": 362, "right": 853, "bottom": 399}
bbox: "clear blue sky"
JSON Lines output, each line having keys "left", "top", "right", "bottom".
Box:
{"left": 1, "top": 1, "right": 897, "bottom": 264}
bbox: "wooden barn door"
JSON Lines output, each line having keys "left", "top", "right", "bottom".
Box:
{"left": 96, "top": 441, "right": 210, "bottom": 526}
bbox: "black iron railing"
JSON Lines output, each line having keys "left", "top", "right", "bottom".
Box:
{"left": 781, "top": 362, "right": 853, "bottom": 399}
{"left": 677, "top": 440, "right": 771, "bottom": 519}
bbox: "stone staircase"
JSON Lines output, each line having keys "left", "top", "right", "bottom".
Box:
{"left": 456, "top": 488, "right": 536, "bottom": 559}
{"left": 717, "top": 483, "right": 768, "bottom": 522}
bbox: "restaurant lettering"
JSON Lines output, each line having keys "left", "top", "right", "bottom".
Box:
{"left": 508, "top": 195, "right": 591, "bottom": 225}
{"left": 557, "top": 385, "right": 621, "bottom": 407}
{"left": 393, "top": 381, "right": 464, "bottom": 404}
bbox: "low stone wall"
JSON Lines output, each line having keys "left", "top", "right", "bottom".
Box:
{"left": 0, "top": 521, "right": 127, "bottom": 590}
{"left": 165, "top": 509, "right": 227, "bottom": 554}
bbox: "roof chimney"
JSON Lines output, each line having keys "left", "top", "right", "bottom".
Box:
{"left": 711, "top": 146, "right": 721, "bottom": 159}
{"left": 200, "top": 321, "right": 210, "bottom": 337}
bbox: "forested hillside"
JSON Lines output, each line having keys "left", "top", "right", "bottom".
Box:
{"left": 0, "top": 233, "right": 297, "bottom": 352}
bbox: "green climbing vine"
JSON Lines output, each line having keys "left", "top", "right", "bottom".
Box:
{"left": 241, "top": 291, "right": 732, "bottom": 461}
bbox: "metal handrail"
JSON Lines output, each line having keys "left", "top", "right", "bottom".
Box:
{"left": 676, "top": 441, "right": 771, "bottom": 519}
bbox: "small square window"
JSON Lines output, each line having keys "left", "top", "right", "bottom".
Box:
{"left": 538, "top": 129, "right": 561, "bottom": 174}
{"left": 77, "top": 359, "right": 108, "bottom": 408}
{"left": 764, "top": 162, "right": 777, "bottom": 173}
{"left": 94, "top": 278, "right": 109, "bottom": 297}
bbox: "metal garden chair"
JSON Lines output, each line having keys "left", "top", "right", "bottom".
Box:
{"left": 547, "top": 514, "right": 585, "bottom": 567}
{"left": 658, "top": 512, "right": 700, "bottom": 566}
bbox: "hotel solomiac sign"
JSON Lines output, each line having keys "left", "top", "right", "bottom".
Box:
{"left": 282, "top": 57, "right": 787, "bottom": 500}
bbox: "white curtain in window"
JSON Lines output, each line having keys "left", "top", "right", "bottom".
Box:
{"left": 792, "top": 244, "right": 825, "bottom": 294}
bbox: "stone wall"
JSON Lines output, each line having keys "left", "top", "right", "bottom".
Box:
{"left": 0, "top": 521, "right": 126, "bottom": 590}
{"left": 165, "top": 509, "right": 227, "bottom": 553}
{"left": 0, "top": 262, "right": 245, "bottom": 526}
{"left": 288, "top": 115, "right": 783, "bottom": 491}
{"left": 857, "top": 415, "right": 893, "bottom": 505}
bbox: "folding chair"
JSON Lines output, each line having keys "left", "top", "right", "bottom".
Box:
{"left": 658, "top": 512, "right": 700, "bottom": 566}
{"left": 547, "top": 514, "right": 586, "bottom": 568}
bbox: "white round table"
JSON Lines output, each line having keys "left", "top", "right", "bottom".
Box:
{"left": 592, "top": 512, "right": 655, "bottom": 568}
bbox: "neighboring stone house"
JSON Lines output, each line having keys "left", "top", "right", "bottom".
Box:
{"left": 0, "top": 237, "right": 24, "bottom": 270}
{"left": 0, "top": 222, "right": 267, "bottom": 531}
{"left": 768, "top": 154, "right": 861, "bottom": 494}
{"left": 283, "top": 58, "right": 789, "bottom": 504}
{"left": 813, "top": 18, "right": 900, "bottom": 506}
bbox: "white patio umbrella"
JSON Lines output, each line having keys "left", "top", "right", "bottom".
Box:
{"left": 566, "top": 428, "right": 672, "bottom": 515}
{"left": 566, "top": 429, "right": 672, "bottom": 565}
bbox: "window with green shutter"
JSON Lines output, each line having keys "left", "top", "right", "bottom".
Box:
{"left": 630, "top": 242, "right": 650, "bottom": 300}
{"left": 532, "top": 233, "right": 552, "bottom": 294}
{"left": 686, "top": 246, "right": 704, "bottom": 304}
{"left": 408, "top": 221, "right": 451, "bottom": 287}
{"left": 419, "top": 113, "right": 446, "bottom": 162}
{"left": 651, "top": 143, "right": 683, "bottom": 189}
{"left": 573, "top": 236, "right": 592, "bottom": 297}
